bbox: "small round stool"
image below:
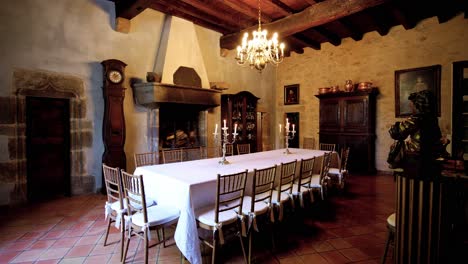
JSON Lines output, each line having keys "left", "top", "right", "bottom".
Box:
{"left": 381, "top": 213, "right": 396, "bottom": 264}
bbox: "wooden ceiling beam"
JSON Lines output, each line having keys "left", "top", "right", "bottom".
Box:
{"left": 222, "top": 0, "right": 272, "bottom": 23}
{"left": 303, "top": 0, "right": 319, "bottom": 5}
{"left": 179, "top": 0, "right": 254, "bottom": 29}
{"left": 363, "top": 9, "right": 390, "bottom": 36}
{"left": 312, "top": 27, "right": 341, "bottom": 46}
{"left": 291, "top": 34, "right": 321, "bottom": 50}
{"left": 220, "top": 0, "right": 390, "bottom": 49}
{"left": 116, "top": 0, "right": 151, "bottom": 20}
{"left": 389, "top": 3, "right": 416, "bottom": 30}
{"left": 271, "top": 0, "right": 295, "bottom": 14}
{"left": 336, "top": 18, "right": 363, "bottom": 41}
{"left": 148, "top": 1, "right": 233, "bottom": 34}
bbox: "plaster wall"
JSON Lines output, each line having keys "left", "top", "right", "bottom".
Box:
{"left": 276, "top": 14, "right": 468, "bottom": 172}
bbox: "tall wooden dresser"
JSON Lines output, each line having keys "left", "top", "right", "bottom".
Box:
{"left": 221, "top": 91, "right": 259, "bottom": 153}
{"left": 316, "top": 88, "right": 378, "bottom": 174}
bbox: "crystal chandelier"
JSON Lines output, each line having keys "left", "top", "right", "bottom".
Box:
{"left": 235, "top": 0, "right": 285, "bottom": 72}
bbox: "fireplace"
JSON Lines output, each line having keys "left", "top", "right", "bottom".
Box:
{"left": 133, "top": 67, "right": 220, "bottom": 153}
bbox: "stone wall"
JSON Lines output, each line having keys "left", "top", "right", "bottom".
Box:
{"left": 0, "top": 69, "right": 94, "bottom": 204}
{"left": 276, "top": 15, "right": 468, "bottom": 172}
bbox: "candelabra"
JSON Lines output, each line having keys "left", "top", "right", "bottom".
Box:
{"left": 213, "top": 124, "right": 238, "bottom": 165}
{"left": 280, "top": 121, "right": 296, "bottom": 154}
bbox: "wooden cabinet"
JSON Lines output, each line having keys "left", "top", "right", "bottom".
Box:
{"left": 316, "top": 88, "right": 378, "bottom": 174}
{"left": 221, "top": 91, "right": 259, "bottom": 153}
{"left": 452, "top": 61, "right": 468, "bottom": 162}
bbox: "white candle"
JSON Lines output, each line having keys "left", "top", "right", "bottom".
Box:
{"left": 214, "top": 123, "right": 218, "bottom": 135}
{"left": 223, "top": 119, "right": 227, "bottom": 128}
{"left": 234, "top": 123, "right": 237, "bottom": 134}
{"left": 279, "top": 124, "right": 282, "bottom": 133}
{"left": 292, "top": 124, "right": 295, "bottom": 132}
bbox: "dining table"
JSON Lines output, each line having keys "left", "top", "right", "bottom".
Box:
{"left": 133, "top": 148, "right": 338, "bottom": 264}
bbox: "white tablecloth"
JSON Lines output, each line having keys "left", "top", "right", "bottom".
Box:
{"left": 133, "top": 148, "right": 332, "bottom": 264}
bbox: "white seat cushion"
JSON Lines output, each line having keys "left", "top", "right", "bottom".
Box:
{"left": 387, "top": 213, "right": 396, "bottom": 227}
{"left": 328, "top": 168, "right": 340, "bottom": 175}
{"left": 195, "top": 205, "right": 239, "bottom": 227}
{"left": 239, "top": 196, "right": 269, "bottom": 215}
{"left": 310, "top": 174, "right": 321, "bottom": 187}
{"left": 271, "top": 190, "right": 290, "bottom": 204}
{"left": 131, "top": 204, "right": 180, "bottom": 227}
{"left": 292, "top": 184, "right": 310, "bottom": 196}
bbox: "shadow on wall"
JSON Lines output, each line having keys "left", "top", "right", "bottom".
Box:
{"left": 87, "top": 61, "right": 105, "bottom": 191}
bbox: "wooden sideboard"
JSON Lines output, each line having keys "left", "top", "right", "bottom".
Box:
{"left": 316, "top": 88, "right": 378, "bottom": 174}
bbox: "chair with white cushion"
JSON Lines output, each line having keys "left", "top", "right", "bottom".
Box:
{"left": 183, "top": 147, "right": 203, "bottom": 161}
{"left": 102, "top": 164, "right": 126, "bottom": 261}
{"left": 241, "top": 165, "right": 277, "bottom": 263}
{"left": 293, "top": 157, "right": 316, "bottom": 208}
{"left": 237, "top": 143, "right": 251, "bottom": 155}
{"left": 195, "top": 170, "right": 248, "bottom": 264}
{"left": 328, "top": 147, "right": 350, "bottom": 190}
{"left": 319, "top": 143, "right": 336, "bottom": 152}
{"left": 162, "top": 149, "right": 183, "bottom": 164}
{"left": 271, "top": 160, "right": 297, "bottom": 222}
{"left": 310, "top": 152, "right": 332, "bottom": 200}
{"left": 121, "top": 170, "right": 180, "bottom": 264}
{"left": 134, "top": 152, "right": 159, "bottom": 167}
{"left": 302, "top": 137, "right": 315, "bottom": 150}
{"left": 381, "top": 213, "right": 396, "bottom": 264}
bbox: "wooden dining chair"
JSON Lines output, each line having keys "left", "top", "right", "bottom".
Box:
{"left": 195, "top": 170, "right": 248, "bottom": 264}
{"left": 271, "top": 160, "right": 297, "bottom": 222}
{"left": 102, "top": 164, "right": 126, "bottom": 261}
{"left": 134, "top": 151, "right": 159, "bottom": 167}
{"left": 241, "top": 165, "right": 277, "bottom": 263}
{"left": 237, "top": 143, "right": 251, "bottom": 155}
{"left": 328, "top": 147, "right": 350, "bottom": 190}
{"left": 219, "top": 144, "right": 234, "bottom": 156}
{"left": 161, "top": 149, "right": 183, "bottom": 164}
{"left": 293, "top": 156, "right": 316, "bottom": 208}
{"left": 302, "top": 137, "right": 315, "bottom": 149}
{"left": 121, "top": 170, "right": 180, "bottom": 264}
{"left": 183, "top": 147, "right": 203, "bottom": 161}
{"left": 319, "top": 143, "right": 336, "bottom": 152}
{"left": 310, "top": 152, "right": 332, "bottom": 200}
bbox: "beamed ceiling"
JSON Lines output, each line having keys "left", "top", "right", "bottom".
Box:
{"left": 111, "top": 0, "right": 468, "bottom": 56}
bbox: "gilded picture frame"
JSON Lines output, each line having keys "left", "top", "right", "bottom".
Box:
{"left": 284, "top": 84, "right": 299, "bottom": 105}
{"left": 394, "top": 65, "right": 441, "bottom": 117}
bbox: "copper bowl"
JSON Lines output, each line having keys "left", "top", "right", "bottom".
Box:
{"left": 318, "top": 87, "right": 331, "bottom": 94}
{"left": 330, "top": 85, "right": 340, "bottom": 93}
{"left": 357, "top": 82, "right": 372, "bottom": 90}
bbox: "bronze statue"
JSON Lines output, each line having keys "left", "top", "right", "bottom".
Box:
{"left": 387, "top": 90, "right": 448, "bottom": 178}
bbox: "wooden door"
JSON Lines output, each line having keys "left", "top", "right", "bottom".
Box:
{"left": 26, "top": 97, "right": 70, "bottom": 201}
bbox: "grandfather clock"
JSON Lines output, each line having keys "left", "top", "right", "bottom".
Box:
{"left": 101, "top": 59, "right": 127, "bottom": 193}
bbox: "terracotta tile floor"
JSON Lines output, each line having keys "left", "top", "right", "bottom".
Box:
{"left": 0, "top": 173, "right": 395, "bottom": 263}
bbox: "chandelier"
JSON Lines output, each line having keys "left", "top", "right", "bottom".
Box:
{"left": 235, "top": 0, "right": 285, "bottom": 72}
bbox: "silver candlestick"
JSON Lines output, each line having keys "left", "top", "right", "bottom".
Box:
{"left": 282, "top": 124, "right": 296, "bottom": 154}
{"left": 214, "top": 126, "right": 238, "bottom": 165}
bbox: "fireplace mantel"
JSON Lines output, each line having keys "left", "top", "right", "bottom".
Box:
{"left": 133, "top": 82, "right": 221, "bottom": 109}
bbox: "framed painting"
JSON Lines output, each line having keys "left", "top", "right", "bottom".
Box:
{"left": 284, "top": 84, "right": 299, "bottom": 105}
{"left": 394, "top": 65, "right": 441, "bottom": 117}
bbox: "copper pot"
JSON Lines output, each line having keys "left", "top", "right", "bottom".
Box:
{"left": 318, "top": 87, "right": 330, "bottom": 94}
{"left": 330, "top": 85, "right": 340, "bottom": 93}
{"left": 357, "top": 82, "right": 372, "bottom": 90}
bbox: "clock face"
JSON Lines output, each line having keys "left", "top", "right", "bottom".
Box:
{"left": 108, "top": 70, "right": 123, "bottom": 84}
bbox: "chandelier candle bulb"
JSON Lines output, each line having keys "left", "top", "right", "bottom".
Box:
{"left": 214, "top": 123, "right": 218, "bottom": 135}
{"left": 279, "top": 124, "right": 282, "bottom": 133}
{"left": 234, "top": 123, "right": 237, "bottom": 134}
{"left": 292, "top": 124, "right": 295, "bottom": 132}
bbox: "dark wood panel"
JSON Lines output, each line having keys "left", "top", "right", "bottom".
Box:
{"left": 316, "top": 88, "right": 378, "bottom": 174}
{"left": 26, "top": 97, "right": 70, "bottom": 201}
